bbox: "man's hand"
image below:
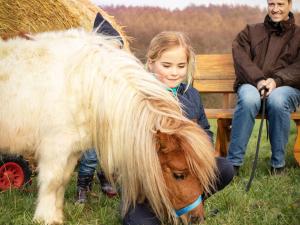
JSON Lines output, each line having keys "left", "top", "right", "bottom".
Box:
{"left": 257, "top": 79, "right": 267, "bottom": 97}
{"left": 265, "top": 78, "right": 276, "bottom": 96}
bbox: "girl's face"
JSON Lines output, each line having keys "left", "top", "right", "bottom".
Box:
{"left": 149, "top": 46, "right": 188, "bottom": 88}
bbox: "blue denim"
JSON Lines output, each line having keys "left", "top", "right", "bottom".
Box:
{"left": 78, "top": 149, "right": 98, "bottom": 176}
{"left": 227, "top": 84, "right": 300, "bottom": 168}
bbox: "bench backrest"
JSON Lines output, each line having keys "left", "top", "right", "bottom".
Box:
{"left": 194, "top": 54, "right": 235, "bottom": 108}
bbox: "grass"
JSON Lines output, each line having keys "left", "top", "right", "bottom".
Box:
{"left": 1, "top": 120, "right": 300, "bottom": 225}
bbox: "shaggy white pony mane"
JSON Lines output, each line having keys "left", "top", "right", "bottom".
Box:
{"left": 0, "top": 29, "right": 216, "bottom": 224}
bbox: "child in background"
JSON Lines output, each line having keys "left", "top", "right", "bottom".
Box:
{"left": 75, "top": 12, "right": 122, "bottom": 203}
{"left": 123, "top": 31, "right": 234, "bottom": 225}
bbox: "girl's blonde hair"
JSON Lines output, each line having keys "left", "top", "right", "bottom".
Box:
{"left": 146, "top": 31, "right": 195, "bottom": 88}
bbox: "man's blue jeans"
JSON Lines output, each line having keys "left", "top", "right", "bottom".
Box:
{"left": 78, "top": 149, "right": 98, "bottom": 176}
{"left": 227, "top": 84, "right": 300, "bottom": 168}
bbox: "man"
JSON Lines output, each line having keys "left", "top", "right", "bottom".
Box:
{"left": 227, "top": 0, "right": 300, "bottom": 175}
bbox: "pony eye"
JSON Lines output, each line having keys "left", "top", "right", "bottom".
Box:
{"left": 173, "top": 172, "right": 185, "bottom": 180}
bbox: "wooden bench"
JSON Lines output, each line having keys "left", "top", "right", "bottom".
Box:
{"left": 194, "top": 54, "right": 300, "bottom": 166}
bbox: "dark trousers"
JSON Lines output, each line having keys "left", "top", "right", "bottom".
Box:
{"left": 123, "top": 157, "right": 234, "bottom": 225}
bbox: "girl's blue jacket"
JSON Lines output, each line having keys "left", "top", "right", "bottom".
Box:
{"left": 177, "top": 83, "right": 213, "bottom": 142}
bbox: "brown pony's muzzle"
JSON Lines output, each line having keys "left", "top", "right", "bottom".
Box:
{"left": 180, "top": 212, "right": 205, "bottom": 225}
{"left": 189, "top": 215, "right": 205, "bottom": 224}
{"left": 176, "top": 195, "right": 205, "bottom": 224}
{"left": 189, "top": 202, "right": 205, "bottom": 224}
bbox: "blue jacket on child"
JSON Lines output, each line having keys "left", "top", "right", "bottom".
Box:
{"left": 176, "top": 83, "right": 213, "bottom": 142}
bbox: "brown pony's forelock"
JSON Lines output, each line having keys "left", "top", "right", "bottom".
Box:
{"left": 178, "top": 121, "right": 217, "bottom": 194}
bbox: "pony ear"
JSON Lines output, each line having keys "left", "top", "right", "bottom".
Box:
{"left": 1, "top": 32, "right": 32, "bottom": 41}
{"left": 156, "top": 130, "right": 166, "bottom": 151}
{"left": 93, "top": 12, "right": 124, "bottom": 46}
{"left": 156, "top": 131, "right": 180, "bottom": 154}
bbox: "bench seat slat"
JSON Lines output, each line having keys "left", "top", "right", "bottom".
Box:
{"left": 205, "top": 109, "right": 300, "bottom": 119}
{"left": 193, "top": 80, "right": 234, "bottom": 93}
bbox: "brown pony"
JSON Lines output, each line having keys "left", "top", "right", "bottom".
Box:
{"left": 0, "top": 29, "right": 216, "bottom": 224}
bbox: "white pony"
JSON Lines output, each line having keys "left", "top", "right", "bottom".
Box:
{"left": 0, "top": 29, "right": 216, "bottom": 224}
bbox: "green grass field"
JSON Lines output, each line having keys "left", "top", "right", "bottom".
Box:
{"left": 1, "top": 120, "right": 300, "bottom": 225}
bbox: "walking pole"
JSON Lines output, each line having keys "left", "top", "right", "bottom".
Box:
{"left": 246, "top": 86, "right": 268, "bottom": 192}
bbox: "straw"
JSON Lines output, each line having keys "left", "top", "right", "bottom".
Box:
{"left": 0, "top": 0, "right": 129, "bottom": 47}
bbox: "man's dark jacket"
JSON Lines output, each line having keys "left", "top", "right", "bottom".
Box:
{"left": 232, "top": 12, "right": 300, "bottom": 91}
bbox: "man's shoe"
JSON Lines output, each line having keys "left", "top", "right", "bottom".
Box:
{"left": 270, "top": 166, "right": 285, "bottom": 175}
{"left": 233, "top": 166, "right": 240, "bottom": 176}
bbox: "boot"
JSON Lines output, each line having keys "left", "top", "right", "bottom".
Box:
{"left": 270, "top": 166, "right": 285, "bottom": 175}
{"left": 75, "top": 174, "right": 94, "bottom": 204}
{"left": 97, "top": 171, "right": 117, "bottom": 198}
{"left": 233, "top": 166, "right": 240, "bottom": 176}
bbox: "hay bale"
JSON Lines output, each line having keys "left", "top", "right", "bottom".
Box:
{"left": 0, "top": 0, "right": 128, "bottom": 47}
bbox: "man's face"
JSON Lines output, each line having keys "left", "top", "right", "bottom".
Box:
{"left": 267, "top": 0, "right": 292, "bottom": 22}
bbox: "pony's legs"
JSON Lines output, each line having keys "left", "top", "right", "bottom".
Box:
{"left": 55, "top": 152, "right": 82, "bottom": 212}
{"left": 33, "top": 143, "right": 81, "bottom": 225}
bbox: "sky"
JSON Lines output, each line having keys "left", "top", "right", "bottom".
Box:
{"left": 92, "top": 0, "right": 300, "bottom": 11}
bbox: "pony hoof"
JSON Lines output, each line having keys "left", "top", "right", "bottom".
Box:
{"left": 33, "top": 216, "right": 63, "bottom": 225}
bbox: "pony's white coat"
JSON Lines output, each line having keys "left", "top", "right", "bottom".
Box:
{"left": 0, "top": 29, "right": 216, "bottom": 224}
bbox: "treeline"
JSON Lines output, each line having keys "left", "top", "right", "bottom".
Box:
{"left": 103, "top": 5, "right": 300, "bottom": 61}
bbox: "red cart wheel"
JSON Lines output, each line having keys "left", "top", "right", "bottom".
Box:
{"left": 0, "top": 156, "right": 32, "bottom": 191}
{"left": 0, "top": 162, "right": 25, "bottom": 190}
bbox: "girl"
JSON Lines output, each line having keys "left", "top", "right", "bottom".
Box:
{"left": 123, "top": 31, "right": 234, "bottom": 225}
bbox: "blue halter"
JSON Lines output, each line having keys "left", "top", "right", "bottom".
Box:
{"left": 175, "top": 195, "right": 203, "bottom": 217}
